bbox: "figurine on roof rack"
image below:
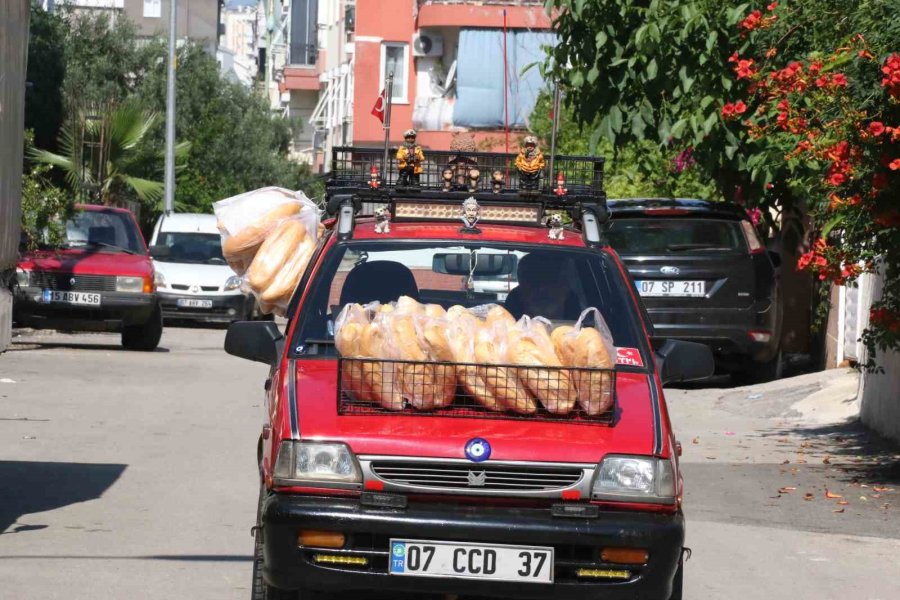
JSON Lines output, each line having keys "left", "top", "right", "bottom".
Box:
{"left": 547, "top": 213, "right": 565, "bottom": 240}
{"left": 374, "top": 206, "right": 391, "bottom": 234}
{"left": 515, "top": 136, "right": 545, "bottom": 192}
{"left": 396, "top": 129, "right": 425, "bottom": 188}
{"left": 442, "top": 132, "right": 481, "bottom": 193}
{"left": 460, "top": 197, "right": 481, "bottom": 233}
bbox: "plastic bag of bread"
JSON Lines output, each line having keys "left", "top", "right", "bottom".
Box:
{"left": 509, "top": 316, "right": 578, "bottom": 414}
{"left": 384, "top": 297, "right": 455, "bottom": 410}
{"left": 445, "top": 305, "right": 503, "bottom": 412}
{"left": 473, "top": 311, "right": 538, "bottom": 414}
{"left": 552, "top": 307, "right": 615, "bottom": 415}
{"left": 334, "top": 302, "right": 404, "bottom": 410}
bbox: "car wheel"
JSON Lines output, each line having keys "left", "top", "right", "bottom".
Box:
{"left": 121, "top": 303, "right": 163, "bottom": 351}
{"left": 668, "top": 561, "right": 683, "bottom": 600}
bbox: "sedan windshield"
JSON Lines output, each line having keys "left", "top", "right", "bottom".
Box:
{"left": 290, "top": 241, "right": 646, "bottom": 357}
{"left": 154, "top": 232, "right": 226, "bottom": 265}
{"left": 63, "top": 209, "right": 145, "bottom": 254}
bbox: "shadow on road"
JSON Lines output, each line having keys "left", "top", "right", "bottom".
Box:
{"left": 9, "top": 338, "right": 170, "bottom": 353}
{"left": 0, "top": 460, "right": 127, "bottom": 533}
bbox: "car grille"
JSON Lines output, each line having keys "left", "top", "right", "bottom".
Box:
{"left": 30, "top": 272, "right": 116, "bottom": 292}
{"left": 370, "top": 461, "right": 584, "bottom": 492}
{"left": 171, "top": 284, "right": 219, "bottom": 292}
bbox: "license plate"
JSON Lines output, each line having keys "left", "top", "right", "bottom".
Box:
{"left": 42, "top": 290, "right": 101, "bottom": 305}
{"left": 176, "top": 298, "right": 213, "bottom": 308}
{"left": 636, "top": 280, "right": 706, "bottom": 297}
{"left": 389, "top": 539, "right": 553, "bottom": 583}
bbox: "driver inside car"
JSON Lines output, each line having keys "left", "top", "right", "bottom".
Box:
{"left": 504, "top": 252, "right": 580, "bottom": 321}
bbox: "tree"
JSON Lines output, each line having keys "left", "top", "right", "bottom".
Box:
{"left": 29, "top": 103, "right": 169, "bottom": 207}
{"left": 20, "top": 132, "right": 71, "bottom": 250}
{"left": 24, "top": 5, "right": 66, "bottom": 154}
{"left": 130, "top": 41, "right": 322, "bottom": 214}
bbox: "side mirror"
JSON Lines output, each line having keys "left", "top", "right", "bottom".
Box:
{"left": 225, "top": 321, "right": 284, "bottom": 365}
{"left": 768, "top": 250, "right": 782, "bottom": 269}
{"left": 656, "top": 339, "right": 715, "bottom": 385}
{"left": 149, "top": 245, "right": 170, "bottom": 259}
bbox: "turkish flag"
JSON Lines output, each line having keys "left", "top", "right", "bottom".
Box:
{"left": 371, "top": 89, "right": 386, "bottom": 123}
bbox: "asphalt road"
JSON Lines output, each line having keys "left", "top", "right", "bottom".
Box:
{"left": 1, "top": 326, "right": 898, "bottom": 599}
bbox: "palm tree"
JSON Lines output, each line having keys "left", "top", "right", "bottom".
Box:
{"left": 29, "top": 103, "right": 183, "bottom": 207}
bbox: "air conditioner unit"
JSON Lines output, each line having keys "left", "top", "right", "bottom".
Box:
{"left": 412, "top": 32, "right": 443, "bottom": 57}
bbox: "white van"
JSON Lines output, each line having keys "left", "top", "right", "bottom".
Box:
{"left": 149, "top": 213, "right": 262, "bottom": 323}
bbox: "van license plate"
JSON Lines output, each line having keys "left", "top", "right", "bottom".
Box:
{"left": 42, "top": 290, "right": 101, "bottom": 305}
{"left": 636, "top": 280, "right": 705, "bottom": 297}
{"left": 389, "top": 539, "right": 553, "bottom": 583}
{"left": 177, "top": 298, "right": 213, "bottom": 308}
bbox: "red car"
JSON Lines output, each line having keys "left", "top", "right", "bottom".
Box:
{"left": 14, "top": 204, "right": 163, "bottom": 350}
{"left": 226, "top": 148, "right": 713, "bottom": 600}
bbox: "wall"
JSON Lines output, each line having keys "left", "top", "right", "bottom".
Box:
{"left": 856, "top": 270, "right": 900, "bottom": 443}
{"left": 0, "top": 0, "right": 29, "bottom": 352}
{"left": 125, "top": 0, "right": 220, "bottom": 53}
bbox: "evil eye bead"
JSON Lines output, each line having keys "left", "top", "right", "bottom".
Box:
{"left": 464, "top": 438, "right": 491, "bottom": 463}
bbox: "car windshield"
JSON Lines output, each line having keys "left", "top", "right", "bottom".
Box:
{"left": 607, "top": 218, "right": 747, "bottom": 254}
{"left": 62, "top": 209, "right": 145, "bottom": 254}
{"left": 290, "top": 241, "right": 647, "bottom": 358}
{"left": 154, "top": 232, "right": 226, "bottom": 265}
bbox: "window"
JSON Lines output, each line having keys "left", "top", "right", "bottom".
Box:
{"left": 143, "top": 0, "right": 161, "bottom": 18}
{"left": 155, "top": 232, "right": 226, "bottom": 265}
{"left": 380, "top": 42, "right": 409, "bottom": 103}
{"left": 62, "top": 210, "right": 145, "bottom": 255}
{"left": 606, "top": 219, "right": 747, "bottom": 255}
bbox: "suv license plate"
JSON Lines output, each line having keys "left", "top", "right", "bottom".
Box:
{"left": 176, "top": 298, "right": 213, "bottom": 308}
{"left": 42, "top": 290, "right": 101, "bottom": 305}
{"left": 636, "top": 280, "right": 706, "bottom": 297}
{"left": 389, "top": 539, "right": 553, "bottom": 583}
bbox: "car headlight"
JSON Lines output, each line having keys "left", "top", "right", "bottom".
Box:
{"left": 116, "top": 276, "right": 144, "bottom": 293}
{"left": 15, "top": 268, "right": 30, "bottom": 287}
{"left": 154, "top": 271, "right": 166, "bottom": 289}
{"left": 224, "top": 275, "right": 242, "bottom": 291}
{"left": 273, "top": 441, "right": 361, "bottom": 487}
{"left": 592, "top": 455, "right": 676, "bottom": 503}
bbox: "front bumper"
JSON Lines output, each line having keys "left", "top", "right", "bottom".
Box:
{"left": 157, "top": 291, "right": 250, "bottom": 322}
{"left": 261, "top": 494, "right": 684, "bottom": 600}
{"left": 13, "top": 286, "right": 156, "bottom": 332}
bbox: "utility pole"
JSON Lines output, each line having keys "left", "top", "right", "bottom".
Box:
{"left": 163, "top": 0, "right": 177, "bottom": 214}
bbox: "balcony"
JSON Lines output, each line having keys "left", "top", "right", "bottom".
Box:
{"left": 416, "top": 0, "right": 551, "bottom": 28}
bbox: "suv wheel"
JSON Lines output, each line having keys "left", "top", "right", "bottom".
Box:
{"left": 121, "top": 303, "right": 163, "bottom": 351}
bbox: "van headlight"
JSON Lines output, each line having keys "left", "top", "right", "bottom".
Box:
{"left": 16, "top": 268, "right": 30, "bottom": 287}
{"left": 273, "top": 441, "right": 361, "bottom": 487}
{"left": 592, "top": 455, "right": 675, "bottom": 503}
{"left": 116, "top": 276, "right": 144, "bottom": 293}
{"left": 224, "top": 275, "right": 242, "bottom": 291}
{"left": 154, "top": 271, "right": 166, "bottom": 289}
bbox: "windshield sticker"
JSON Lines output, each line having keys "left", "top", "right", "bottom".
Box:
{"left": 615, "top": 347, "right": 644, "bottom": 368}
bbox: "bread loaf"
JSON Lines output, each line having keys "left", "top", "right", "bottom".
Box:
{"left": 512, "top": 322, "right": 577, "bottom": 414}
{"left": 247, "top": 218, "right": 307, "bottom": 292}
{"left": 446, "top": 306, "right": 502, "bottom": 411}
{"left": 222, "top": 202, "right": 301, "bottom": 259}
{"left": 572, "top": 327, "right": 615, "bottom": 415}
{"left": 259, "top": 235, "right": 315, "bottom": 304}
{"left": 474, "top": 324, "right": 538, "bottom": 414}
{"left": 359, "top": 316, "right": 403, "bottom": 409}
{"left": 551, "top": 325, "right": 576, "bottom": 364}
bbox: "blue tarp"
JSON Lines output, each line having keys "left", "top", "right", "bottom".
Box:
{"left": 453, "top": 29, "right": 557, "bottom": 129}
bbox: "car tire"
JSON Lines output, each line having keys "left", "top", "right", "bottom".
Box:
{"left": 668, "top": 561, "right": 683, "bottom": 600}
{"left": 121, "top": 303, "right": 163, "bottom": 351}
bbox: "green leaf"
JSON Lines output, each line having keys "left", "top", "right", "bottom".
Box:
{"left": 571, "top": 70, "right": 585, "bottom": 88}
{"left": 646, "top": 58, "right": 658, "bottom": 80}
{"left": 703, "top": 111, "right": 718, "bottom": 134}
{"left": 635, "top": 24, "right": 648, "bottom": 47}
{"left": 725, "top": 145, "right": 738, "bottom": 160}
{"left": 700, "top": 96, "right": 715, "bottom": 110}
{"left": 671, "top": 119, "right": 688, "bottom": 138}
{"left": 575, "top": 0, "right": 588, "bottom": 17}
{"left": 631, "top": 113, "right": 647, "bottom": 138}
{"left": 587, "top": 65, "right": 600, "bottom": 84}
{"left": 705, "top": 30, "right": 719, "bottom": 53}
{"left": 595, "top": 31, "right": 608, "bottom": 48}
{"left": 821, "top": 215, "right": 844, "bottom": 237}
{"left": 609, "top": 105, "right": 624, "bottom": 134}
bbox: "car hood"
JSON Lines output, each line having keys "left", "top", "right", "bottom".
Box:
{"left": 289, "top": 361, "right": 664, "bottom": 464}
{"left": 19, "top": 248, "right": 153, "bottom": 277}
{"left": 152, "top": 260, "right": 235, "bottom": 288}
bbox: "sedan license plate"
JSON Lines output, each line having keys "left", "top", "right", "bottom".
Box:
{"left": 636, "top": 280, "right": 706, "bottom": 297}
{"left": 176, "top": 298, "right": 213, "bottom": 308}
{"left": 389, "top": 539, "right": 553, "bottom": 584}
{"left": 42, "top": 290, "right": 101, "bottom": 305}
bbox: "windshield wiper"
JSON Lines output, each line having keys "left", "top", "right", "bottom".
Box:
{"left": 666, "top": 243, "right": 734, "bottom": 252}
{"left": 83, "top": 241, "right": 137, "bottom": 255}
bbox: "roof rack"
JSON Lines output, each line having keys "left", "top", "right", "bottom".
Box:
{"left": 325, "top": 146, "right": 610, "bottom": 246}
